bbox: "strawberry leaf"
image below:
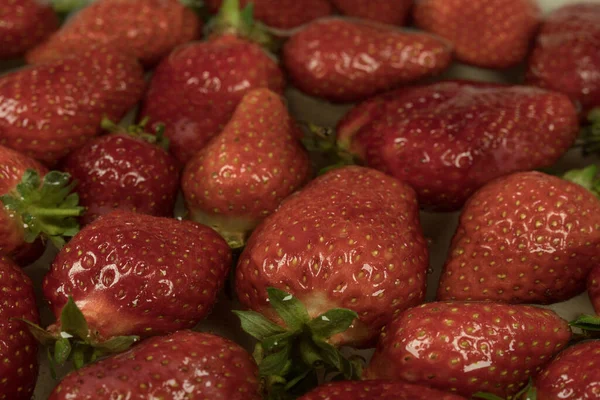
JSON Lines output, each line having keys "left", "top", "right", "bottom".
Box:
{"left": 15, "top": 318, "right": 56, "bottom": 346}
{"left": 514, "top": 378, "right": 537, "bottom": 400}
{"left": 94, "top": 335, "right": 140, "bottom": 354}
{"left": 563, "top": 165, "right": 600, "bottom": 197}
{"left": 60, "top": 297, "right": 89, "bottom": 340}
{"left": 266, "top": 287, "right": 310, "bottom": 331}
{"left": 233, "top": 310, "right": 287, "bottom": 341}
{"left": 569, "top": 314, "right": 600, "bottom": 331}
{"left": 312, "top": 339, "right": 358, "bottom": 380}
{"left": 472, "top": 393, "right": 505, "bottom": 400}
{"left": 308, "top": 309, "right": 358, "bottom": 339}
{"left": 54, "top": 337, "right": 72, "bottom": 365}
{"left": 259, "top": 345, "right": 292, "bottom": 377}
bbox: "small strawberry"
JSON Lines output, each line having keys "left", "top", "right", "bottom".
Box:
{"left": 330, "top": 0, "right": 413, "bottom": 26}
{"left": 27, "top": 0, "right": 202, "bottom": 67}
{"left": 0, "top": 256, "right": 40, "bottom": 400}
{"left": 282, "top": 18, "right": 452, "bottom": 103}
{"left": 0, "top": 0, "right": 59, "bottom": 60}
{"left": 526, "top": 3, "right": 600, "bottom": 115}
{"left": 182, "top": 88, "right": 311, "bottom": 248}
{"left": 438, "top": 166, "right": 600, "bottom": 304}
{"left": 139, "top": 0, "right": 285, "bottom": 164}
{"left": 336, "top": 80, "right": 579, "bottom": 211}
{"left": 413, "top": 0, "right": 540, "bottom": 68}
{"left": 364, "top": 302, "right": 572, "bottom": 398}
{"left": 48, "top": 330, "right": 262, "bottom": 400}
{"left": 0, "top": 49, "right": 145, "bottom": 165}
{"left": 61, "top": 118, "right": 179, "bottom": 226}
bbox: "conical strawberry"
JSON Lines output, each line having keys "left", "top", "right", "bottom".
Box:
{"left": 330, "top": 0, "right": 413, "bottom": 25}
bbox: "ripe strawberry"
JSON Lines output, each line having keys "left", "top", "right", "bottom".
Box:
{"left": 0, "top": 0, "right": 59, "bottom": 60}
{"left": 27, "top": 0, "right": 202, "bottom": 67}
{"left": 0, "top": 256, "right": 40, "bottom": 400}
{"left": 282, "top": 18, "right": 452, "bottom": 103}
{"left": 414, "top": 0, "right": 540, "bottom": 68}
{"left": 61, "top": 118, "right": 179, "bottom": 226}
{"left": 526, "top": 3, "right": 600, "bottom": 115}
{"left": 364, "top": 302, "right": 571, "bottom": 398}
{"left": 336, "top": 80, "right": 579, "bottom": 211}
{"left": 0, "top": 49, "right": 145, "bottom": 165}
{"left": 437, "top": 167, "right": 600, "bottom": 304}
{"left": 330, "top": 0, "right": 413, "bottom": 26}
{"left": 48, "top": 330, "right": 261, "bottom": 400}
{"left": 182, "top": 89, "right": 311, "bottom": 248}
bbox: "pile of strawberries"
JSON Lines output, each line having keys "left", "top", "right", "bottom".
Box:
{"left": 0, "top": 0, "right": 600, "bottom": 399}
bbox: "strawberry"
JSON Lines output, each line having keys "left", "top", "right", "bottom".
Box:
{"left": 0, "top": 145, "right": 83, "bottom": 265}
{"left": 364, "top": 302, "right": 571, "bottom": 398}
{"left": 61, "top": 118, "right": 179, "bottom": 226}
{"left": 437, "top": 166, "right": 600, "bottom": 304}
{"left": 48, "top": 330, "right": 261, "bottom": 400}
{"left": 413, "top": 0, "right": 540, "bottom": 68}
{"left": 182, "top": 88, "right": 311, "bottom": 248}
{"left": 0, "top": 0, "right": 59, "bottom": 60}
{"left": 336, "top": 80, "right": 579, "bottom": 211}
{"left": 139, "top": 0, "right": 285, "bottom": 164}
{"left": 588, "top": 265, "right": 600, "bottom": 315}
{"left": 0, "top": 49, "right": 145, "bottom": 165}
{"left": 0, "top": 256, "right": 40, "bottom": 400}
{"left": 282, "top": 18, "right": 452, "bottom": 103}
{"left": 526, "top": 3, "right": 600, "bottom": 115}
{"left": 330, "top": 0, "right": 413, "bottom": 26}
{"left": 27, "top": 0, "right": 202, "bottom": 67}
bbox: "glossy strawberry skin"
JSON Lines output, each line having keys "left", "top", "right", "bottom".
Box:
{"left": 27, "top": 0, "right": 201, "bottom": 67}
{"left": 364, "top": 302, "right": 571, "bottom": 398}
{"left": 526, "top": 3, "right": 600, "bottom": 115}
{"left": 0, "top": 256, "right": 40, "bottom": 400}
{"left": 61, "top": 133, "right": 180, "bottom": 226}
{"left": 588, "top": 266, "right": 600, "bottom": 314}
{"left": 49, "top": 330, "right": 261, "bottom": 400}
{"left": 337, "top": 81, "right": 579, "bottom": 211}
{"left": 0, "top": 50, "right": 146, "bottom": 165}
{"left": 438, "top": 171, "right": 600, "bottom": 304}
{"left": 330, "top": 0, "right": 413, "bottom": 25}
{"left": 282, "top": 18, "right": 452, "bottom": 103}
{"left": 139, "top": 36, "right": 285, "bottom": 164}
{"left": 414, "top": 0, "right": 540, "bottom": 68}
{"left": 236, "top": 166, "right": 429, "bottom": 348}
{"left": 42, "top": 211, "right": 231, "bottom": 340}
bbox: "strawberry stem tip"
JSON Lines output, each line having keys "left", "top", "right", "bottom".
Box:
{"left": 562, "top": 165, "right": 600, "bottom": 198}
{"left": 101, "top": 117, "right": 170, "bottom": 151}
{"left": 0, "top": 170, "right": 84, "bottom": 249}
{"left": 579, "top": 108, "right": 600, "bottom": 156}
{"left": 234, "top": 288, "right": 362, "bottom": 399}
{"left": 208, "top": 0, "right": 274, "bottom": 50}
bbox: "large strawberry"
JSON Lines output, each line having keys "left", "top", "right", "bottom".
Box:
{"left": 330, "top": 0, "right": 413, "bottom": 25}
{"left": 336, "top": 80, "right": 579, "bottom": 211}
{"left": 182, "top": 88, "right": 311, "bottom": 248}
{"left": 413, "top": 0, "right": 540, "bottom": 68}
{"left": 48, "top": 330, "right": 261, "bottom": 400}
{"left": 0, "top": 0, "right": 59, "bottom": 60}
{"left": 27, "top": 0, "right": 201, "bottom": 67}
{"left": 139, "top": 0, "right": 285, "bottom": 164}
{"left": 282, "top": 18, "right": 452, "bottom": 103}
{"left": 61, "top": 118, "right": 179, "bottom": 226}
{"left": 0, "top": 256, "right": 40, "bottom": 400}
{"left": 0, "top": 49, "right": 145, "bottom": 165}
{"left": 437, "top": 166, "right": 600, "bottom": 304}
{"left": 364, "top": 302, "right": 571, "bottom": 398}
{"left": 526, "top": 3, "right": 600, "bottom": 115}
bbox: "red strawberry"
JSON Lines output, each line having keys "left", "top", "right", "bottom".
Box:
{"left": 282, "top": 18, "right": 452, "bottom": 103}
{"left": 588, "top": 265, "right": 600, "bottom": 315}
{"left": 27, "top": 0, "right": 202, "bottom": 67}
{"left": 48, "top": 330, "right": 262, "bottom": 400}
{"left": 61, "top": 119, "right": 179, "bottom": 226}
{"left": 336, "top": 80, "right": 579, "bottom": 211}
{"left": 182, "top": 88, "right": 311, "bottom": 248}
{"left": 414, "top": 0, "right": 540, "bottom": 68}
{"left": 364, "top": 302, "right": 571, "bottom": 398}
{"left": 330, "top": 0, "right": 413, "bottom": 26}
{"left": 526, "top": 3, "right": 600, "bottom": 115}
{"left": 0, "top": 256, "right": 40, "bottom": 400}
{"left": 0, "top": 0, "right": 59, "bottom": 60}
{"left": 437, "top": 167, "right": 600, "bottom": 304}
{"left": 0, "top": 49, "right": 145, "bottom": 165}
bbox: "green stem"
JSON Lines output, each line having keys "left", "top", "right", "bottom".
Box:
{"left": 218, "top": 0, "right": 242, "bottom": 28}
{"left": 28, "top": 207, "right": 85, "bottom": 217}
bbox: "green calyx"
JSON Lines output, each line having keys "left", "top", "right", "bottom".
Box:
{"left": 473, "top": 378, "right": 536, "bottom": 400}
{"left": 0, "top": 170, "right": 84, "bottom": 249}
{"left": 234, "top": 288, "right": 361, "bottom": 399}
{"left": 51, "top": 0, "right": 92, "bottom": 14}
{"left": 101, "top": 117, "right": 170, "bottom": 151}
{"left": 579, "top": 108, "right": 600, "bottom": 156}
{"left": 562, "top": 165, "right": 600, "bottom": 198}
{"left": 18, "top": 297, "right": 139, "bottom": 377}
{"left": 208, "top": 0, "right": 274, "bottom": 50}
{"left": 569, "top": 314, "right": 600, "bottom": 333}
{"left": 301, "top": 123, "right": 357, "bottom": 176}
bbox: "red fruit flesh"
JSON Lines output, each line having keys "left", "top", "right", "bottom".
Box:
{"left": 414, "top": 0, "right": 540, "bottom": 68}
{"left": 588, "top": 265, "right": 600, "bottom": 315}
{"left": 364, "top": 302, "right": 571, "bottom": 398}
{"left": 282, "top": 18, "right": 452, "bottom": 103}
{"left": 42, "top": 211, "right": 231, "bottom": 340}
{"left": 337, "top": 81, "right": 579, "bottom": 211}
{"left": 139, "top": 36, "right": 285, "bottom": 164}
{"left": 236, "top": 166, "right": 429, "bottom": 348}
{"left": 0, "top": 256, "right": 40, "bottom": 400}
{"left": 330, "top": 0, "right": 413, "bottom": 26}
{"left": 438, "top": 171, "right": 600, "bottom": 304}
{"left": 49, "top": 330, "right": 261, "bottom": 400}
